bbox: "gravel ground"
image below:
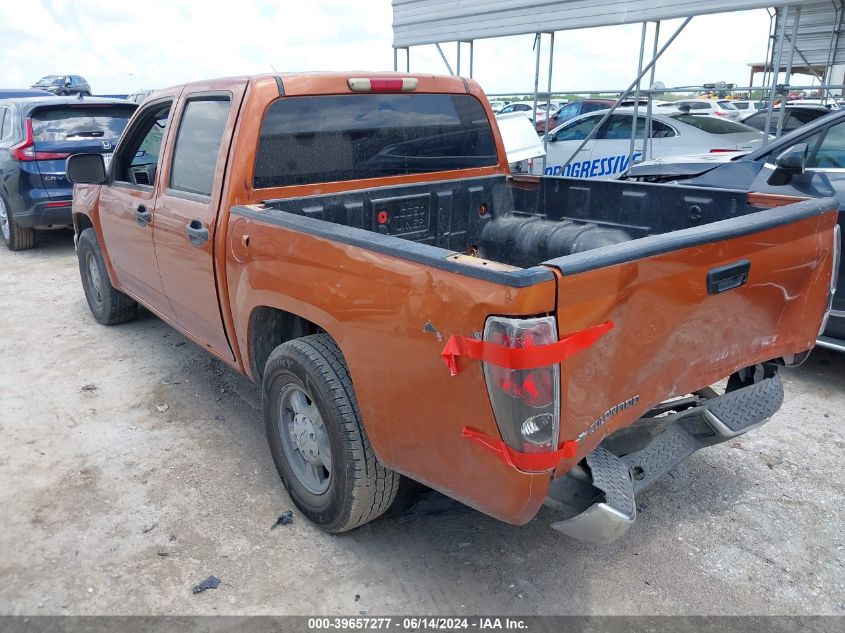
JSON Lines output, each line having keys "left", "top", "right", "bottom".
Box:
{"left": 0, "top": 230, "right": 843, "bottom": 616}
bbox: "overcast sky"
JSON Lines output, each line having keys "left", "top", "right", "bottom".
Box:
{"left": 0, "top": 1, "right": 778, "bottom": 95}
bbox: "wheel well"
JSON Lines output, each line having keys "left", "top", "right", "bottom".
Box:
{"left": 75, "top": 213, "right": 94, "bottom": 235}
{"left": 248, "top": 306, "right": 325, "bottom": 379}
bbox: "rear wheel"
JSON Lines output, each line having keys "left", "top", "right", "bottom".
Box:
{"left": 0, "top": 196, "right": 34, "bottom": 251}
{"left": 263, "top": 334, "right": 399, "bottom": 532}
{"left": 77, "top": 228, "right": 138, "bottom": 325}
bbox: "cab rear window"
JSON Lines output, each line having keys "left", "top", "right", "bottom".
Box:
{"left": 30, "top": 106, "right": 135, "bottom": 142}
{"left": 670, "top": 114, "right": 754, "bottom": 134}
{"left": 253, "top": 94, "right": 498, "bottom": 188}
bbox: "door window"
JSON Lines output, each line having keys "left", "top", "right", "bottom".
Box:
{"left": 556, "top": 103, "right": 580, "bottom": 120}
{"left": 807, "top": 122, "right": 845, "bottom": 169}
{"left": 0, "top": 107, "right": 12, "bottom": 141}
{"left": 553, "top": 115, "right": 602, "bottom": 141}
{"left": 169, "top": 97, "right": 231, "bottom": 197}
{"left": 595, "top": 115, "right": 675, "bottom": 140}
{"left": 114, "top": 101, "right": 171, "bottom": 186}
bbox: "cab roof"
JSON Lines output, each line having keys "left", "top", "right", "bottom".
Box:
{"left": 167, "top": 72, "right": 475, "bottom": 97}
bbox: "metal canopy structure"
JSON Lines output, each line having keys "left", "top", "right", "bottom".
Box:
{"left": 391, "top": 0, "right": 845, "bottom": 171}
{"left": 781, "top": 1, "right": 845, "bottom": 65}
{"left": 392, "top": 0, "right": 787, "bottom": 47}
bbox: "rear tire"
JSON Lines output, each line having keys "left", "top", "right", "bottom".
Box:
{"left": 263, "top": 334, "right": 399, "bottom": 532}
{"left": 77, "top": 228, "right": 138, "bottom": 325}
{"left": 0, "top": 196, "right": 34, "bottom": 251}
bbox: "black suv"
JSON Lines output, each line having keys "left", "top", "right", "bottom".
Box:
{"left": 31, "top": 75, "right": 92, "bottom": 96}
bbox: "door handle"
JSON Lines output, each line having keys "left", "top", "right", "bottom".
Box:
{"left": 135, "top": 204, "right": 152, "bottom": 227}
{"left": 185, "top": 219, "right": 209, "bottom": 247}
{"left": 707, "top": 260, "right": 751, "bottom": 295}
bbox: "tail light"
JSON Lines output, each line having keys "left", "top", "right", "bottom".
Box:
{"left": 819, "top": 225, "right": 841, "bottom": 336}
{"left": 10, "top": 117, "right": 70, "bottom": 161}
{"left": 714, "top": 111, "right": 728, "bottom": 117}
{"left": 709, "top": 148, "right": 736, "bottom": 153}
{"left": 482, "top": 316, "right": 560, "bottom": 455}
{"left": 10, "top": 118, "right": 35, "bottom": 161}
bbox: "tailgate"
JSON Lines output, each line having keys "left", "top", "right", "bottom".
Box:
{"left": 546, "top": 197, "right": 839, "bottom": 465}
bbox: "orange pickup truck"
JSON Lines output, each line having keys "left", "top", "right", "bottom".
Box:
{"left": 66, "top": 73, "right": 840, "bottom": 544}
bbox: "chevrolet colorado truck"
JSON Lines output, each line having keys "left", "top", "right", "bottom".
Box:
{"left": 66, "top": 73, "right": 840, "bottom": 544}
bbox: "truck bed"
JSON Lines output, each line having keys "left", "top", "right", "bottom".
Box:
{"left": 227, "top": 162, "right": 836, "bottom": 527}
{"left": 244, "top": 174, "right": 820, "bottom": 273}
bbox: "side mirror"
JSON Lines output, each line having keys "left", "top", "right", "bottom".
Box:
{"left": 544, "top": 133, "right": 555, "bottom": 143}
{"left": 66, "top": 154, "right": 106, "bottom": 184}
{"left": 774, "top": 143, "right": 808, "bottom": 175}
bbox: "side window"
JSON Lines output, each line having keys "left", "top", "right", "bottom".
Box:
{"left": 783, "top": 115, "right": 804, "bottom": 132}
{"left": 0, "top": 108, "right": 10, "bottom": 142}
{"left": 554, "top": 115, "right": 601, "bottom": 142}
{"left": 499, "top": 105, "right": 513, "bottom": 114}
{"left": 743, "top": 114, "right": 765, "bottom": 131}
{"left": 806, "top": 123, "right": 845, "bottom": 169}
{"left": 169, "top": 97, "right": 231, "bottom": 197}
{"left": 651, "top": 120, "right": 676, "bottom": 138}
{"left": 557, "top": 103, "right": 579, "bottom": 119}
{"left": 114, "top": 101, "right": 172, "bottom": 186}
{"left": 597, "top": 114, "right": 644, "bottom": 140}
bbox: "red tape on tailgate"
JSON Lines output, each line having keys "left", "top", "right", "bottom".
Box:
{"left": 441, "top": 320, "right": 614, "bottom": 376}
{"left": 462, "top": 427, "right": 579, "bottom": 471}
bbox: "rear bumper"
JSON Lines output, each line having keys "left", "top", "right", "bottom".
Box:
{"left": 12, "top": 199, "right": 73, "bottom": 228}
{"left": 546, "top": 372, "right": 784, "bottom": 544}
{"left": 817, "top": 313, "right": 845, "bottom": 352}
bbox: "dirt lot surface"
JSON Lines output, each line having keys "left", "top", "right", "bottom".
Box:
{"left": 1, "top": 230, "right": 843, "bottom": 616}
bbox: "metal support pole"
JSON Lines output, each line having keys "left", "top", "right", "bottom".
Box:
{"left": 560, "top": 16, "right": 692, "bottom": 173}
{"left": 531, "top": 33, "right": 542, "bottom": 129}
{"left": 435, "top": 43, "right": 454, "bottom": 75}
{"left": 542, "top": 32, "right": 555, "bottom": 172}
{"left": 469, "top": 40, "right": 474, "bottom": 78}
{"left": 406, "top": 48, "right": 410, "bottom": 73}
{"left": 393, "top": 48, "right": 398, "bottom": 72}
{"left": 644, "top": 21, "right": 660, "bottom": 161}
{"left": 457, "top": 42, "right": 461, "bottom": 76}
{"left": 776, "top": 7, "right": 800, "bottom": 138}
{"left": 823, "top": 2, "right": 844, "bottom": 97}
{"left": 761, "top": 9, "right": 776, "bottom": 96}
{"left": 784, "top": 35, "right": 841, "bottom": 106}
{"left": 762, "top": 5, "right": 789, "bottom": 149}
{"left": 628, "top": 21, "right": 648, "bottom": 164}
